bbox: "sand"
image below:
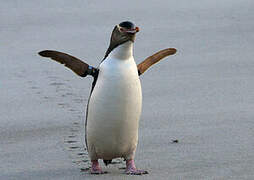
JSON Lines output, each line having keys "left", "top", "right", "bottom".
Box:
{"left": 1, "top": 0, "right": 254, "bottom": 179}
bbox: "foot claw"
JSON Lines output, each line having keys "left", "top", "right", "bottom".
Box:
{"left": 125, "top": 159, "right": 148, "bottom": 175}
{"left": 90, "top": 160, "right": 107, "bottom": 175}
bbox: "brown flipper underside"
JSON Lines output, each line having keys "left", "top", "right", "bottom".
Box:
{"left": 38, "top": 50, "right": 96, "bottom": 77}
{"left": 137, "top": 48, "right": 177, "bottom": 76}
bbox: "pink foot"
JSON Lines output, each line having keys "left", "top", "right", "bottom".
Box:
{"left": 90, "top": 160, "right": 107, "bottom": 174}
{"left": 125, "top": 159, "right": 148, "bottom": 175}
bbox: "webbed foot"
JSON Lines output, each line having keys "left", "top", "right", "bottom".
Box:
{"left": 125, "top": 159, "right": 148, "bottom": 175}
{"left": 90, "top": 160, "right": 107, "bottom": 174}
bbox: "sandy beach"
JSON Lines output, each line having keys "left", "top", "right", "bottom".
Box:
{"left": 1, "top": 0, "right": 254, "bottom": 179}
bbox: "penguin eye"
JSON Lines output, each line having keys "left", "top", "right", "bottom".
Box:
{"left": 119, "top": 27, "right": 127, "bottom": 32}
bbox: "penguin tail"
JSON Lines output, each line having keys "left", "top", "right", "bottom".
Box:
{"left": 103, "top": 159, "right": 112, "bottom": 166}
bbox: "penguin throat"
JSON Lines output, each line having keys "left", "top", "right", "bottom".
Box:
{"left": 107, "top": 41, "right": 133, "bottom": 60}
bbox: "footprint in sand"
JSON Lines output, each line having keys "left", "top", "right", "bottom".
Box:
{"left": 49, "top": 82, "right": 65, "bottom": 86}
{"left": 64, "top": 121, "right": 126, "bottom": 173}
{"left": 63, "top": 121, "right": 91, "bottom": 171}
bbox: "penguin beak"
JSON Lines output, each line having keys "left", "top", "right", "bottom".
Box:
{"left": 121, "top": 27, "right": 140, "bottom": 34}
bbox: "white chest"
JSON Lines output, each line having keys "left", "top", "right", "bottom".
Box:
{"left": 86, "top": 42, "right": 142, "bottom": 159}
{"left": 89, "top": 54, "right": 142, "bottom": 124}
{"left": 90, "top": 41, "right": 142, "bottom": 114}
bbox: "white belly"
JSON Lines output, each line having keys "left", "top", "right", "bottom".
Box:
{"left": 86, "top": 56, "right": 142, "bottom": 160}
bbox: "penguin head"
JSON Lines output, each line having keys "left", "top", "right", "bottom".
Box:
{"left": 111, "top": 21, "right": 139, "bottom": 44}
{"left": 104, "top": 21, "right": 139, "bottom": 59}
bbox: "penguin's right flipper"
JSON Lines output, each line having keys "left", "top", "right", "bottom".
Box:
{"left": 137, "top": 48, "right": 177, "bottom": 76}
{"left": 38, "top": 50, "right": 98, "bottom": 77}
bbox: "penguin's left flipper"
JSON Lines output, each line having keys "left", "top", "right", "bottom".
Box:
{"left": 137, "top": 48, "right": 177, "bottom": 76}
{"left": 38, "top": 50, "right": 98, "bottom": 77}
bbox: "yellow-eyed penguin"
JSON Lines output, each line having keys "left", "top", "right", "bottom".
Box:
{"left": 38, "top": 21, "right": 177, "bottom": 175}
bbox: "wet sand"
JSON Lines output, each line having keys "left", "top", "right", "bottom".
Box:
{"left": 1, "top": 0, "right": 254, "bottom": 179}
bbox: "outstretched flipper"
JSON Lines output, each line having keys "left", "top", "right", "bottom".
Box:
{"left": 137, "top": 48, "right": 177, "bottom": 76}
{"left": 38, "top": 50, "right": 98, "bottom": 77}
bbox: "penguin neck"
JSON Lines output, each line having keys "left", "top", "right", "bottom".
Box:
{"left": 108, "top": 41, "right": 133, "bottom": 60}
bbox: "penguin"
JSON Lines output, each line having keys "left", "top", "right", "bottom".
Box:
{"left": 38, "top": 21, "right": 176, "bottom": 175}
